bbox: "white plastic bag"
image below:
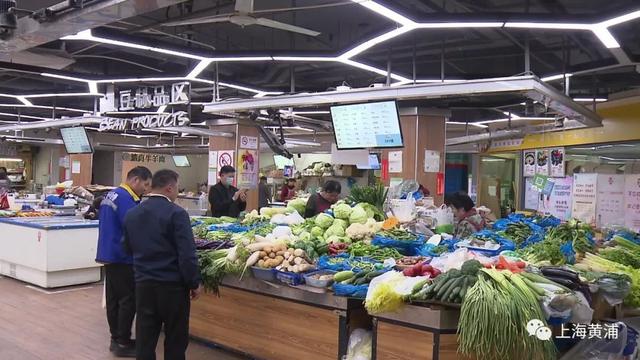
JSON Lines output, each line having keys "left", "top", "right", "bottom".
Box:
{"left": 343, "top": 329, "right": 372, "bottom": 360}
{"left": 434, "top": 205, "right": 454, "bottom": 227}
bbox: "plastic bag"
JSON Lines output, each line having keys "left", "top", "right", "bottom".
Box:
{"left": 333, "top": 283, "right": 369, "bottom": 298}
{"left": 371, "top": 234, "right": 425, "bottom": 256}
{"left": 364, "top": 271, "right": 420, "bottom": 314}
{"left": 387, "top": 180, "right": 419, "bottom": 201}
{"left": 343, "top": 329, "right": 372, "bottom": 360}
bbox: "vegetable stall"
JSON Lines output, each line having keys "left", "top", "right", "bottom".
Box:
{"left": 188, "top": 199, "right": 640, "bottom": 360}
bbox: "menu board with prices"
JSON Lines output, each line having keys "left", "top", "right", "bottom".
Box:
{"left": 539, "top": 176, "right": 573, "bottom": 221}
{"left": 331, "top": 101, "right": 403, "bottom": 149}
{"left": 60, "top": 127, "right": 93, "bottom": 154}
{"left": 571, "top": 173, "right": 598, "bottom": 225}
{"left": 624, "top": 174, "right": 640, "bottom": 232}
{"left": 596, "top": 174, "right": 625, "bottom": 228}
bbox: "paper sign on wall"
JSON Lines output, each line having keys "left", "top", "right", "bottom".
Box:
{"left": 217, "top": 150, "right": 234, "bottom": 169}
{"left": 624, "top": 174, "right": 640, "bottom": 232}
{"left": 71, "top": 160, "right": 81, "bottom": 174}
{"left": 523, "top": 150, "right": 536, "bottom": 177}
{"left": 536, "top": 149, "right": 549, "bottom": 176}
{"left": 208, "top": 151, "right": 218, "bottom": 168}
{"left": 388, "top": 151, "right": 403, "bottom": 173}
{"left": 424, "top": 150, "right": 440, "bottom": 173}
{"left": 539, "top": 176, "right": 572, "bottom": 221}
{"left": 207, "top": 169, "right": 217, "bottom": 187}
{"left": 572, "top": 173, "right": 598, "bottom": 225}
{"left": 549, "top": 148, "right": 565, "bottom": 177}
{"left": 524, "top": 178, "right": 540, "bottom": 210}
{"left": 237, "top": 149, "right": 258, "bottom": 189}
{"left": 596, "top": 174, "right": 625, "bottom": 228}
{"left": 239, "top": 135, "right": 258, "bottom": 150}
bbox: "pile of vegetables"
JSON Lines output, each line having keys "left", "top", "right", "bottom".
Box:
{"left": 458, "top": 269, "right": 556, "bottom": 360}
{"left": 346, "top": 242, "right": 402, "bottom": 261}
{"left": 499, "top": 222, "right": 532, "bottom": 247}
{"left": 378, "top": 228, "right": 417, "bottom": 242}
{"left": 346, "top": 182, "right": 387, "bottom": 217}
{"left": 198, "top": 244, "right": 249, "bottom": 296}
{"left": 516, "top": 219, "right": 593, "bottom": 265}
{"left": 576, "top": 252, "right": 640, "bottom": 307}
{"left": 402, "top": 263, "right": 440, "bottom": 278}
{"left": 333, "top": 269, "right": 386, "bottom": 286}
{"left": 410, "top": 260, "right": 482, "bottom": 303}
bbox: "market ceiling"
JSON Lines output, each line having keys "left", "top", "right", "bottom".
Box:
{"left": 0, "top": 0, "right": 640, "bottom": 129}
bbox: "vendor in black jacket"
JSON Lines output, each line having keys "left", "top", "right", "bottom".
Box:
{"left": 208, "top": 165, "right": 247, "bottom": 217}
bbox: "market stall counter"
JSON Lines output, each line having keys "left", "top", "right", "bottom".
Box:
{"left": 190, "top": 275, "right": 370, "bottom": 360}
{"left": 0, "top": 217, "right": 100, "bottom": 288}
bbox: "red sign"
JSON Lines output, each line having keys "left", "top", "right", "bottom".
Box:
{"left": 381, "top": 159, "right": 389, "bottom": 181}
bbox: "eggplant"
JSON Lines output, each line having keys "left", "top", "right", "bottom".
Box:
{"left": 540, "top": 267, "right": 580, "bottom": 283}
{"left": 543, "top": 275, "right": 579, "bottom": 290}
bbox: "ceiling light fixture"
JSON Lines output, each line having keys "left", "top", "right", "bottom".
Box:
{"left": 590, "top": 26, "right": 620, "bottom": 48}
{"left": 284, "top": 138, "right": 322, "bottom": 146}
{"left": 339, "top": 59, "right": 410, "bottom": 82}
{"left": 157, "top": 105, "right": 167, "bottom": 113}
{"left": 573, "top": 97, "right": 608, "bottom": 102}
{"left": 291, "top": 111, "right": 330, "bottom": 115}
{"left": 599, "top": 10, "right": 640, "bottom": 27}
{"left": 417, "top": 22, "right": 504, "bottom": 28}
{"left": 504, "top": 22, "right": 592, "bottom": 30}
{"left": 540, "top": 73, "right": 573, "bottom": 82}
{"left": 0, "top": 104, "right": 89, "bottom": 113}
{"left": 339, "top": 26, "right": 414, "bottom": 59}
{"left": 476, "top": 116, "right": 556, "bottom": 124}
{"left": 23, "top": 93, "right": 103, "bottom": 98}
{"left": 16, "top": 96, "right": 32, "bottom": 106}
{"left": 446, "top": 121, "right": 488, "bottom": 129}
{"left": 272, "top": 56, "right": 336, "bottom": 62}
{"left": 186, "top": 60, "right": 213, "bottom": 79}
{"left": 0, "top": 112, "right": 50, "bottom": 121}
{"left": 349, "top": 0, "right": 416, "bottom": 26}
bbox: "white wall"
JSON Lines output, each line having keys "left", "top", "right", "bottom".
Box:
{"left": 119, "top": 152, "right": 208, "bottom": 193}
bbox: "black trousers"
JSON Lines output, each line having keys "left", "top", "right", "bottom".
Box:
{"left": 135, "top": 282, "right": 190, "bottom": 360}
{"left": 105, "top": 263, "right": 136, "bottom": 344}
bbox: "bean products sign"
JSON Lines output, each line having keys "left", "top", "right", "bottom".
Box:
{"left": 98, "top": 111, "right": 190, "bottom": 132}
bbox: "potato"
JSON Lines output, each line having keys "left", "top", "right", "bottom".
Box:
{"left": 293, "top": 249, "right": 304, "bottom": 257}
{"left": 287, "top": 248, "right": 295, "bottom": 253}
{"left": 283, "top": 251, "right": 291, "bottom": 259}
{"left": 263, "top": 256, "right": 270, "bottom": 261}
{"left": 257, "top": 259, "right": 265, "bottom": 268}
{"left": 259, "top": 251, "right": 267, "bottom": 258}
{"left": 275, "top": 255, "right": 284, "bottom": 262}
{"left": 298, "top": 264, "right": 314, "bottom": 272}
{"left": 264, "top": 246, "right": 273, "bottom": 254}
{"left": 293, "top": 257, "right": 304, "bottom": 265}
{"left": 268, "top": 252, "right": 276, "bottom": 258}
{"left": 292, "top": 265, "right": 299, "bottom": 273}
{"left": 276, "top": 250, "right": 285, "bottom": 256}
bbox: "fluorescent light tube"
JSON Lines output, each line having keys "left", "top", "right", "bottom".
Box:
{"left": 573, "top": 97, "right": 607, "bottom": 102}
{"left": 504, "top": 22, "right": 591, "bottom": 30}
{"left": 339, "top": 59, "right": 410, "bottom": 82}
{"left": 599, "top": 10, "right": 640, "bottom": 27}
{"left": 186, "top": 60, "right": 213, "bottom": 79}
{"left": 16, "top": 96, "right": 32, "bottom": 106}
{"left": 446, "top": 121, "right": 488, "bottom": 129}
{"left": 417, "top": 22, "right": 503, "bottom": 28}
{"left": 339, "top": 27, "right": 413, "bottom": 59}
{"left": 350, "top": 0, "right": 416, "bottom": 26}
{"left": 541, "top": 73, "right": 573, "bottom": 82}
{"left": 591, "top": 26, "right": 620, "bottom": 48}
{"left": 0, "top": 157, "right": 23, "bottom": 162}
{"left": 272, "top": 56, "right": 336, "bottom": 61}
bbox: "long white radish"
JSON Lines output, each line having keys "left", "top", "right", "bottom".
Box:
{"left": 245, "top": 251, "right": 261, "bottom": 267}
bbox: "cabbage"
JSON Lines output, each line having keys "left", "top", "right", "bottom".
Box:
{"left": 299, "top": 231, "right": 312, "bottom": 242}
{"left": 357, "top": 203, "right": 376, "bottom": 219}
{"left": 325, "top": 235, "right": 342, "bottom": 244}
{"left": 324, "top": 223, "right": 345, "bottom": 238}
{"left": 333, "top": 218, "right": 348, "bottom": 230}
{"left": 333, "top": 203, "right": 353, "bottom": 220}
{"left": 315, "top": 213, "right": 334, "bottom": 229}
{"left": 349, "top": 206, "right": 368, "bottom": 224}
{"left": 287, "top": 198, "right": 308, "bottom": 215}
{"left": 311, "top": 226, "right": 325, "bottom": 238}
{"left": 260, "top": 207, "right": 289, "bottom": 218}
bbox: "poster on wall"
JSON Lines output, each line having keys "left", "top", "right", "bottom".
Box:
{"left": 239, "top": 135, "right": 258, "bottom": 150}
{"left": 524, "top": 178, "right": 540, "bottom": 210}
{"left": 549, "top": 148, "right": 565, "bottom": 177}
{"left": 539, "top": 176, "right": 573, "bottom": 221}
{"left": 237, "top": 149, "right": 258, "bottom": 189}
{"left": 536, "top": 149, "right": 549, "bottom": 176}
{"left": 571, "top": 173, "right": 598, "bottom": 225}
{"left": 217, "top": 150, "right": 234, "bottom": 169}
{"left": 388, "top": 151, "right": 403, "bottom": 173}
{"left": 596, "top": 174, "right": 625, "bottom": 228}
{"left": 523, "top": 150, "right": 536, "bottom": 177}
{"left": 624, "top": 174, "right": 640, "bottom": 232}
{"left": 207, "top": 151, "right": 218, "bottom": 186}
{"left": 424, "top": 150, "right": 440, "bottom": 173}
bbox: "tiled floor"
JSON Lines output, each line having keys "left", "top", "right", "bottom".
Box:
{"left": 0, "top": 276, "right": 247, "bottom": 360}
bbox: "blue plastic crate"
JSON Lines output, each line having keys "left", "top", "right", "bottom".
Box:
{"left": 274, "top": 270, "right": 305, "bottom": 286}
{"left": 250, "top": 266, "right": 277, "bottom": 282}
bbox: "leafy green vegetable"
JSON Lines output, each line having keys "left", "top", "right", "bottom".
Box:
{"left": 315, "top": 213, "right": 334, "bottom": 229}
{"left": 324, "top": 223, "right": 345, "bottom": 238}
{"left": 599, "top": 247, "right": 640, "bottom": 268}
{"left": 286, "top": 198, "right": 307, "bottom": 215}
{"left": 347, "top": 182, "right": 387, "bottom": 213}
{"left": 348, "top": 205, "right": 368, "bottom": 224}
{"left": 333, "top": 203, "right": 353, "bottom": 220}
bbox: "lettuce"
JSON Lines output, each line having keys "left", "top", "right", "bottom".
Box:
{"left": 287, "top": 198, "right": 308, "bottom": 215}
{"left": 333, "top": 203, "right": 353, "bottom": 220}
{"left": 333, "top": 219, "right": 348, "bottom": 230}
{"left": 315, "top": 213, "right": 335, "bottom": 229}
{"left": 311, "top": 226, "right": 325, "bottom": 238}
{"left": 349, "top": 205, "right": 368, "bottom": 224}
{"left": 324, "top": 224, "right": 345, "bottom": 238}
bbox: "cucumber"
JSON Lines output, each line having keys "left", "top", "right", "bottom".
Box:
{"left": 431, "top": 273, "right": 450, "bottom": 293}
{"left": 365, "top": 270, "right": 386, "bottom": 280}
{"left": 354, "top": 270, "right": 370, "bottom": 279}
{"left": 438, "top": 277, "right": 462, "bottom": 300}
{"left": 411, "top": 287, "right": 429, "bottom": 300}
{"left": 341, "top": 277, "right": 355, "bottom": 285}
{"left": 334, "top": 270, "right": 355, "bottom": 282}
{"left": 412, "top": 279, "right": 429, "bottom": 294}
{"left": 446, "top": 286, "right": 462, "bottom": 302}
{"left": 353, "top": 277, "right": 368, "bottom": 285}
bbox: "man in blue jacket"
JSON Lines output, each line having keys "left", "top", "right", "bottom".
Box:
{"left": 96, "top": 166, "right": 152, "bottom": 357}
{"left": 123, "top": 169, "right": 202, "bottom": 360}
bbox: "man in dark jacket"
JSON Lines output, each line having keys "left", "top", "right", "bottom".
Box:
{"left": 123, "top": 169, "right": 202, "bottom": 360}
{"left": 208, "top": 165, "right": 247, "bottom": 217}
{"left": 96, "top": 166, "right": 152, "bottom": 357}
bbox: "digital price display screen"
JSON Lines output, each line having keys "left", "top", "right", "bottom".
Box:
{"left": 330, "top": 101, "right": 403, "bottom": 149}
{"left": 60, "top": 127, "right": 93, "bottom": 154}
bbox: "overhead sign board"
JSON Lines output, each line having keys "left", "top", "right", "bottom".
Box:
{"left": 98, "top": 111, "right": 190, "bottom": 132}
{"left": 118, "top": 81, "right": 190, "bottom": 111}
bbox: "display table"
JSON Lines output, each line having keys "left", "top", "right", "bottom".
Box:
{"left": 190, "top": 276, "right": 370, "bottom": 360}
{"left": 0, "top": 217, "right": 101, "bottom": 288}
{"left": 190, "top": 276, "right": 469, "bottom": 359}
{"left": 372, "top": 304, "right": 470, "bottom": 360}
